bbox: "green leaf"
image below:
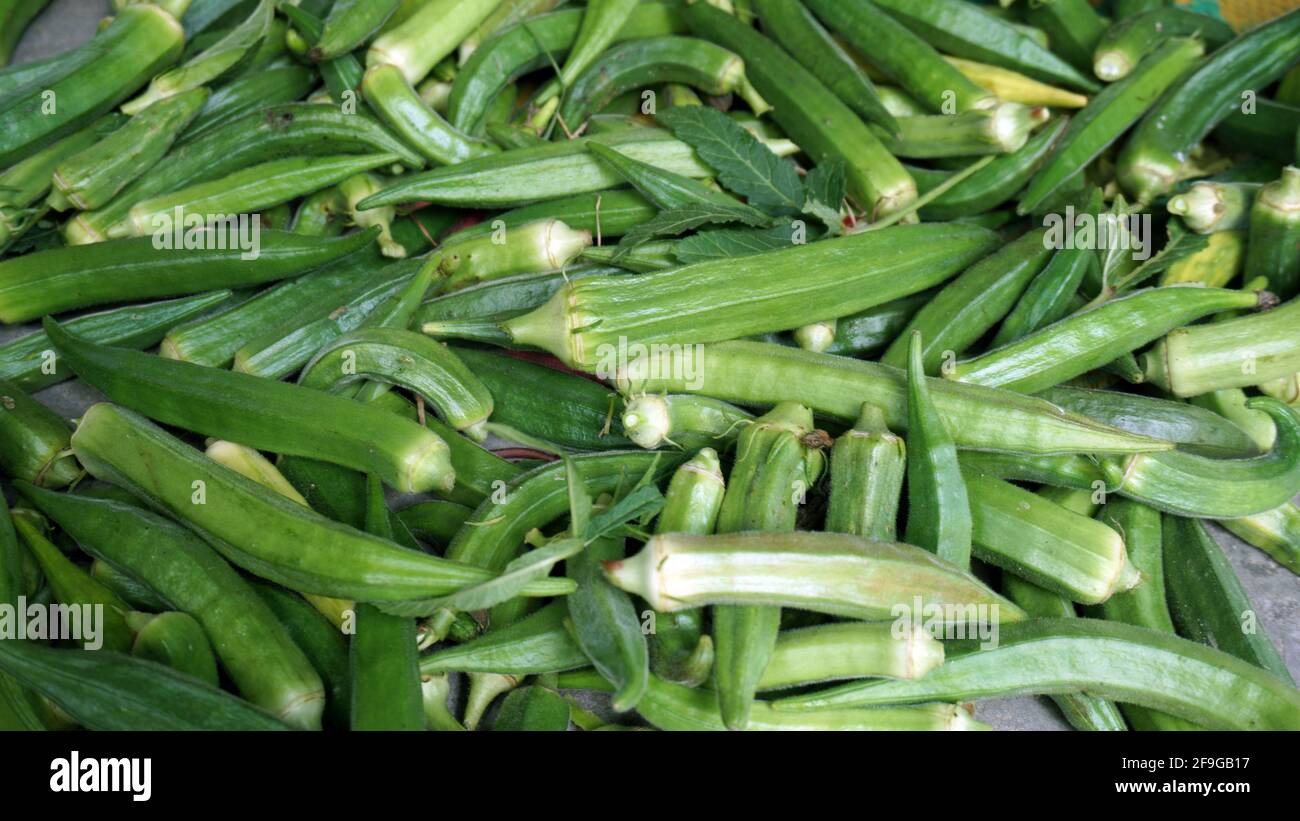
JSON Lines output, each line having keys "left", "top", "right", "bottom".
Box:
{"left": 564, "top": 456, "right": 592, "bottom": 537}
{"left": 657, "top": 106, "right": 803, "bottom": 215}
{"left": 584, "top": 485, "right": 664, "bottom": 543}
{"left": 672, "top": 220, "right": 815, "bottom": 264}
{"left": 491, "top": 686, "right": 572, "bottom": 731}
{"left": 587, "top": 141, "right": 771, "bottom": 225}
{"left": 617, "top": 204, "right": 763, "bottom": 254}
{"left": 802, "top": 159, "right": 847, "bottom": 234}
{"left": 1111, "top": 218, "right": 1211, "bottom": 296}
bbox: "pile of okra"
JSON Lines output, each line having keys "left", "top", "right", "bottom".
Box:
{"left": 0, "top": 0, "right": 1298, "bottom": 733}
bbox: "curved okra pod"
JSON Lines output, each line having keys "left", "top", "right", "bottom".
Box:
{"left": 774, "top": 619, "right": 1300, "bottom": 730}
{"left": 367, "top": 0, "right": 504, "bottom": 85}
{"left": 361, "top": 129, "right": 712, "bottom": 210}
{"left": 904, "top": 333, "right": 971, "bottom": 570}
{"left": 124, "top": 153, "right": 400, "bottom": 237}
{"left": 615, "top": 341, "right": 1172, "bottom": 456}
{"left": 880, "top": 229, "right": 1053, "bottom": 374}
{"left": 1100, "top": 398, "right": 1300, "bottom": 519}
{"left": 123, "top": 0, "right": 273, "bottom": 116}
{"left": 1244, "top": 166, "right": 1300, "bottom": 300}
{"left": 1166, "top": 181, "right": 1260, "bottom": 235}
{"left": 67, "top": 403, "right": 569, "bottom": 604}
{"left": 526, "top": 0, "right": 641, "bottom": 128}
{"left": 1163, "top": 515, "right": 1293, "bottom": 682}
{"left": 44, "top": 319, "right": 454, "bottom": 494}
{"left": 684, "top": 1, "right": 916, "bottom": 220}
{"left": 949, "top": 286, "right": 1269, "bottom": 395}
{"left": 312, "top": 0, "right": 401, "bottom": 61}
{"left": 1001, "top": 571, "right": 1128, "bottom": 731}
{"left": 0, "top": 5, "right": 184, "bottom": 168}
{"left": 0, "top": 227, "right": 376, "bottom": 325}
{"left": 419, "top": 601, "right": 588, "bottom": 676}
{"left": 1093, "top": 7, "right": 1233, "bottom": 82}
{"left": 965, "top": 470, "right": 1139, "bottom": 605}
{"left": 1116, "top": 10, "right": 1300, "bottom": 204}
{"left": 0, "top": 0, "right": 49, "bottom": 67}
{"left": 604, "top": 530, "right": 1024, "bottom": 623}
{"left": 638, "top": 675, "right": 988, "bottom": 731}
{"left": 1018, "top": 37, "right": 1204, "bottom": 215}
{"left": 299, "top": 327, "right": 495, "bottom": 441}
{"left": 1221, "top": 503, "right": 1300, "bottom": 575}
{"left": 558, "top": 36, "right": 745, "bottom": 128}
{"left": 0, "top": 379, "right": 79, "bottom": 488}
{"left": 620, "top": 394, "right": 752, "bottom": 452}
{"left": 712, "top": 402, "right": 824, "bottom": 730}
{"left": 871, "top": 105, "right": 1040, "bottom": 159}
{"left": 506, "top": 223, "right": 998, "bottom": 369}
{"left": 362, "top": 63, "right": 498, "bottom": 167}
{"left": 752, "top": 0, "right": 896, "bottom": 133}
{"left": 826, "top": 404, "right": 905, "bottom": 542}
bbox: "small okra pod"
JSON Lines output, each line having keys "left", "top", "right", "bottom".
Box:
{"left": 0, "top": 379, "right": 79, "bottom": 489}
{"left": 1244, "top": 166, "right": 1300, "bottom": 300}
{"left": 312, "top": 0, "right": 401, "bottom": 62}
{"left": 648, "top": 448, "right": 724, "bottom": 688}
{"left": 361, "top": 63, "right": 498, "bottom": 167}
{"left": 871, "top": 104, "right": 1041, "bottom": 159}
{"left": 248, "top": 579, "right": 351, "bottom": 730}
{"left": 127, "top": 611, "right": 220, "bottom": 688}
{"left": 290, "top": 187, "right": 349, "bottom": 238}
{"left": 433, "top": 218, "right": 592, "bottom": 291}
{"left": 1092, "top": 6, "right": 1233, "bottom": 82}
{"left": 758, "top": 622, "right": 943, "bottom": 692}
{"left": 604, "top": 530, "right": 1024, "bottom": 623}
{"left": 621, "top": 394, "right": 752, "bottom": 452}
{"left": 904, "top": 333, "right": 972, "bottom": 570}
{"left": 826, "top": 404, "right": 905, "bottom": 542}
{"left": 774, "top": 618, "right": 1300, "bottom": 731}
{"left": 367, "top": 0, "right": 504, "bottom": 85}
{"left": 965, "top": 470, "right": 1139, "bottom": 605}
{"left": 1101, "top": 398, "right": 1300, "bottom": 519}
{"left": 420, "top": 600, "right": 588, "bottom": 677}
{"left": 337, "top": 173, "right": 403, "bottom": 258}
{"left": 1166, "top": 181, "right": 1260, "bottom": 235}
{"left": 298, "top": 327, "right": 495, "bottom": 441}
{"left": 1220, "top": 503, "right": 1300, "bottom": 576}
{"left": 948, "top": 286, "right": 1270, "bottom": 395}
{"left": 792, "top": 320, "right": 836, "bottom": 354}
{"left": 641, "top": 675, "right": 988, "bottom": 731}
{"left": 1163, "top": 515, "right": 1294, "bottom": 683}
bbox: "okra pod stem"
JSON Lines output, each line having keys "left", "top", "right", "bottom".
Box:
{"left": 1166, "top": 181, "right": 1260, "bottom": 235}
{"left": 620, "top": 394, "right": 752, "bottom": 452}
{"left": 873, "top": 104, "right": 1040, "bottom": 159}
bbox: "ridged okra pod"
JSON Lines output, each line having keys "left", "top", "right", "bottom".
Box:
{"left": 712, "top": 402, "right": 824, "bottom": 730}
{"left": 362, "top": 63, "right": 498, "bottom": 167}
{"left": 525, "top": 0, "right": 641, "bottom": 128}
{"left": 432, "top": 219, "right": 592, "bottom": 291}
{"left": 648, "top": 448, "right": 724, "bottom": 688}
{"left": 758, "top": 622, "right": 943, "bottom": 692}
{"left": 505, "top": 223, "right": 998, "bottom": 369}
{"left": 620, "top": 394, "right": 752, "bottom": 452}
{"left": 872, "top": 105, "right": 1040, "bottom": 159}
{"left": 1221, "top": 504, "right": 1300, "bottom": 575}
{"left": 0, "top": 379, "right": 78, "bottom": 488}
{"left": 1167, "top": 181, "right": 1260, "bottom": 235}
{"left": 367, "top": 0, "right": 504, "bottom": 85}
{"left": 825, "top": 404, "right": 905, "bottom": 542}
{"left": 1092, "top": 7, "right": 1233, "bottom": 82}
{"left": 1244, "top": 166, "right": 1300, "bottom": 300}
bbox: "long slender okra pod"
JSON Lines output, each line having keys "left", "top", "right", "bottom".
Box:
{"left": 1243, "top": 166, "right": 1300, "bottom": 300}
{"left": 825, "top": 404, "right": 905, "bottom": 543}
{"left": 1221, "top": 504, "right": 1300, "bottom": 575}
{"left": 68, "top": 403, "right": 569, "bottom": 604}
{"left": 880, "top": 229, "right": 1053, "bottom": 374}
{"left": 1166, "top": 181, "right": 1260, "bottom": 235}
{"left": 0, "top": 378, "right": 79, "bottom": 488}
{"left": 47, "top": 318, "right": 455, "bottom": 494}
{"left": 1093, "top": 7, "right": 1233, "bottom": 82}
{"left": 1000, "top": 572, "right": 1128, "bottom": 731}
{"left": 991, "top": 241, "right": 1097, "bottom": 349}
{"left": 757, "top": 622, "right": 943, "bottom": 691}
{"left": 1018, "top": 38, "right": 1203, "bottom": 215}
{"left": 1162, "top": 515, "right": 1293, "bottom": 683}
{"left": 1100, "top": 398, "right": 1300, "bottom": 519}
{"left": 0, "top": 492, "right": 45, "bottom": 731}
{"left": 367, "top": 0, "right": 504, "bottom": 85}
{"left": 20, "top": 483, "right": 327, "bottom": 727}
{"left": 173, "top": 62, "right": 317, "bottom": 147}
{"left": 1116, "top": 9, "right": 1300, "bottom": 203}
{"left": 774, "top": 619, "right": 1300, "bottom": 730}
{"left": 420, "top": 601, "right": 588, "bottom": 676}
{"left": 312, "top": 0, "right": 401, "bottom": 61}
{"left": 686, "top": 1, "right": 915, "bottom": 219}
{"left": 949, "top": 286, "right": 1268, "bottom": 394}
{"left": 526, "top": 0, "right": 640, "bottom": 127}
{"left": 712, "top": 402, "right": 824, "bottom": 730}
{"left": 362, "top": 63, "right": 498, "bottom": 167}
{"left": 506, "top": 223, "right": 998, "bottom": 368}
{"left": 904, "top": 334, "right": 971, "bottom": 570}
{"left": 298, "top": 328, "right": 495, "bottom": 441}
{"left": 638, "top": 675, "right": 987, "bottom": 731}
{"left": 871, "top": 106, "right": 1040, "bottom": 159}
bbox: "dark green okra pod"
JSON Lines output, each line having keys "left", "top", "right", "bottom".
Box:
{"left": 826, "top": 404, "right": 905, "bottom": 542}
{"left": 0, "top": 379, "right": 79, "bottom": 488}
{"left": 1243, "top": 166, "right": 1300, "bottom": 300}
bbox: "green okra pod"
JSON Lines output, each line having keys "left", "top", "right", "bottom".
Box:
{"left": 507, "top": 223, "right": 998, "bottom": 369}
{"left": 949, "top": 286, "right": 1268, "bottom": 395}
{"left": 1163, "top": 515, "right": 1293, "bottom": 683}
{"left": 395, "top": 501, "right": 472, "bottom": 549}
{"left": 0, "top": 227, "right": 377, "bottom": 325}
{"left": 176, "top": 61, "right": 317, "bottom": 147}
{"left": 52, "top": 88, "right": 209, "bottom": 212}
{"left": 965, "top": 470, "right": 1139, "bottom": 605}
{"left": 872, "top": 104, "right": 1040, "bottom": 159}
{"left": 420, "top": 601, "right": 588, "bottom": 676}
{"left": 299, "top": 328, "right": 494, "bottom": 441}
{"left": 1221, "top": 503, "right": 1300, "bottom": 575}
{"left": 774, "top": 619, "right": 1300, "bottom": 731}
{"left": 367, "top": 0, "right": 505, "bottom": 85}
{"left": 362, "top": 63, "right": 498, "bottom": 167}
{"left": 758, "top": 621, "right": 943, "bottom": 691}
{"left": 447, "top": 191, "right": 656, "bottom": 245}
{"left": 0, "top": 379, "right": 78, "bottom": 488}
{"left": 1093, "top": 7, "right": 1233, "bottom": 82}
{"left": 128, "top": 612, "right": 219, "bottom": 688}
{"left": 605, "top": 530, "right": 1023, "bottom": 623}
{"left": 0, "top": 0, "right": 50, "bottom": 67}
{"left": 91, "top": 559, "right": 169, "bottom": 613}
{"left": 1019, "top": 37, "right": 1204, "bottom": 215}
{"left": 68, "top": 403, "right": 568, "bottom": 605}
{"left": 686, "top": 1, "right": 915, "bottom": 219}
{"left": 432, "top": 218, "right": 592, "bottom": 292}
{"left": 620, "top": 394, "right": 752, "bottom": 452}
{"left": 904, "top": 333, "right": 971, "bottom": 570}
{"left": 1214, "top": 99, "right": 1300, "bottom": 166}
{"left": 1020, "top": 0, "right": 1106, "bottom": 76}
{"left": 1243, "top": 166, "right": 1300, "bottom": 300}
{"left": 291, "top": 187, "right": 349, "bottom": 238}
{"left": 45, "top": 319, "right": 454, "bottom": 495}
{"left": 248, "top": 579, "right": 351, "bottom": 730}
{"left": 567, "top": 529, "right": 650, "bottom": 713}
{"left": 526, "top": 0, "right": 641, "bottom": 128}
{"left": 312, "top": 0, "right": 401, "bottom": 61}
{"left": 826, "top": 404, "right": 905, "bottom": 542}
{"left": 880, "top": 229, "right": 1053, "bottom": 374}
{"left": 1166, "top": 181, "right": 1260, "bottom": 235}
{"left": 1100, "top": 398, "right": 1300, "bottom": 519}
{"left": 336, "top": 173, "right": 403, "bottom": 258}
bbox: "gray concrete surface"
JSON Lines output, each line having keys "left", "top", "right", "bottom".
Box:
{"left": 5, "top": 0, "right": 1297, "bottom": 731}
